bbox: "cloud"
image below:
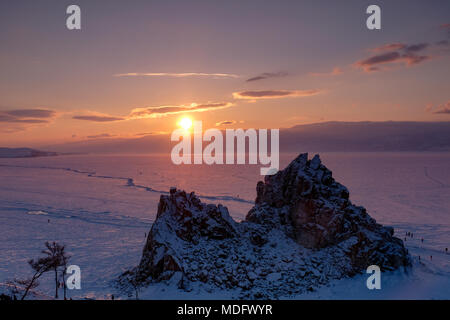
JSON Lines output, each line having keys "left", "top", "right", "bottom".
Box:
{"left": 0, "top": 108, "right": 58, "bottom": 134}
{"left": 432, "top": 101, "right": 450, "bottom": 114}
{"left": 435, "top": 108, "right": 450, "bottom": 114}
{"left": 134, "top": 132, "right": 156, "bottom": 136}
{"left": 114, "top": 72, "right": 239, "bottom": 79}
{"left": 215, "top": 120, "right": 237, "bottom": 126}
{"left": 0, "top": 108, "right": 57, "bottom": 134}
{"left": 232, "top": 89, "right": 321, "bottom": 100}
{"left": 0, "top": 109, "right": 56, "bottom": 123}
{"left": 363, "top": 51, "right": 401, "bottom": 65}
{"left": 309, "top": 67, "right": 343, "bottom": 77}
{"left": 404, "top": 43, "right": 429, "bottom": 53}
{"left": 129, "top": 102, "right": 233, "bottom": 119}
{"left": 355, "top": 42, "right": 432, "bottom": 72}
{"left": 370, "top": 42, "right": 430, "bottom": 54}
{"left": 434, "top": 107, "right": 450, "bottom": 114}
{"left": 72, "top": 102, "right": 234, "bottom": 123}
{"left": 402, "top": 53, "right": 430, "bottom": 66}
{"left": 370, "top": 43, "right": 407, "bottom": 52}
{"left": 246, "top": 72, "right": 288, "bottom": 82}
{"left": 3, "top": 109, "right": 56, "bottom": 119}
{"left": 0, "top": 115, "right": 48, "bottom": 123}
{"left": 86, "top": 133, "right": 116, "bottom": 139}
{"left": 72, "top": 113, "right": 125, "bottom": 122}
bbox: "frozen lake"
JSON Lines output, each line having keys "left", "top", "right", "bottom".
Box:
{"left": 0, "top": 152, "right": 449, "bottom": 299}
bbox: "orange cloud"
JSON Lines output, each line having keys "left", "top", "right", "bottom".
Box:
{"left": 355, "top": 51, "right": 430, "bottom": 72}
{"left": 72, "top": 102, "right": 234, "bottom": 123}
{"left": 215, "top": 120, "right": 237, "bottom": 126}
{"left": 128, "top": 102, "right": 233, "bottom": 119}
{"left": 86, "top": 133, "right": 117, "bottom": 139}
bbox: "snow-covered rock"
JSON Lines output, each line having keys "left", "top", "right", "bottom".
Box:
{"left": 130, "top": 153, "right": 410, "bottom": 298}
{"left": 137, "top": 188, "right": 237, "bottom": 281}
{"left": 249, "top": 153, "right": 410, "bottom": 272}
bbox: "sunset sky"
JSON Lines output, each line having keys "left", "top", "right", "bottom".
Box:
{"left": 0, "top": 0, "right": 449, "bottom": 147}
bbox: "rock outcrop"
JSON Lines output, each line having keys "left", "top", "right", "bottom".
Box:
{"left": 248, "top": 153, "right": 409, "bottom": 271}
{"left": 138, "top": 188, "right": 238, "bottom": 281}
{"left": 131, "top": 153, "right": 410, "bottom": 298}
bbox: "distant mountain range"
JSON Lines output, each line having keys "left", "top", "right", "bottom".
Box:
{"left": 33, "top": 121, "right": 450, "bottom": 154}
{"left": 280, "top": 121, "right": 450, "bottom": 152}
{"left": 0, "top": 148, "right": 60, "bottom": 158}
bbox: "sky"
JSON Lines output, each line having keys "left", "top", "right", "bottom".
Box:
{"left": 0, "top": 0, "right": 449, "bottom": 147}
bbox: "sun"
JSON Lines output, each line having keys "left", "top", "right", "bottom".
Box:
{"left": 178, "top": 117, "right": 193, "bottom": 131}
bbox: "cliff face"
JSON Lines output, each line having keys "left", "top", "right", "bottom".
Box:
{"left": 248, "top": 153, "right": 409, "bottom": 269}
{"left": 138, "top": 188, "right": 238, "bottom": 282}
{"left": 134, "top": 153, "right": 410, "bottom": 298}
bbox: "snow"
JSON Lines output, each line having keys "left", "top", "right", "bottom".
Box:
{"left": 0, "top": 153, "right": 449, "bottom": 299}
{"left": 266, "top": 273, "right": 282, "bottom": 282}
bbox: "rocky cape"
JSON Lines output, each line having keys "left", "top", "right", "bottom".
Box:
{"left": 0, "top": 147, "right": 59, "bottom": 158}
{"left": 120, "top": 153, "right": 410, "bottom": 298}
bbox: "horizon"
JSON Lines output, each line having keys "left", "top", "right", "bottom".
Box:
{"left": 2, "top": 119, "right": 450, "bottom": 150}
{"left": 1, "top": 120, "right": 449, "bottom": 155}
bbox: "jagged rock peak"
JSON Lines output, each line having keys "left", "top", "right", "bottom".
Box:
{"left": 254, "top": 153, "right": 347, "bottom": 208}
{"left": 247, "top": 153, "right": 409, "bottom": 266}
{"left": 158, "top": 187, "right": 238, "bottom": 241}
{"left": 132, "top": 154, "right": 410, "bottom": 298}
{"left": 137, "top": 188, "right": 238, "bottom": 281}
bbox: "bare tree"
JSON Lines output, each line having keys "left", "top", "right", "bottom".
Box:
{"left": 41, "top": 241, "right": 67, "bottom": 299}
{"left": 59, "top": 248, "right": 71, "bottom": 300}
{"left": 15, "top": 241, "right": 70, "bottom": 300}
{"left": 20, "top": 256, "right": 52, "bottom": 300}
{"left": 7, "top": 278, "right": 40, "bottom": 300}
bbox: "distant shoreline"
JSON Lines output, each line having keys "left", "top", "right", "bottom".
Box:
{"left": 0, "top": 147, "right": 65, "bottom": 159}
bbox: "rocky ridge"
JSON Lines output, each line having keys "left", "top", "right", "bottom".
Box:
{"left": 125, "top": 153, "right": 410, "bottom": 298}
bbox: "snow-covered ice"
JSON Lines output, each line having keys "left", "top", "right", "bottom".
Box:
{"left": 0, "top": 153, "right": 449, "bottom": 299}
